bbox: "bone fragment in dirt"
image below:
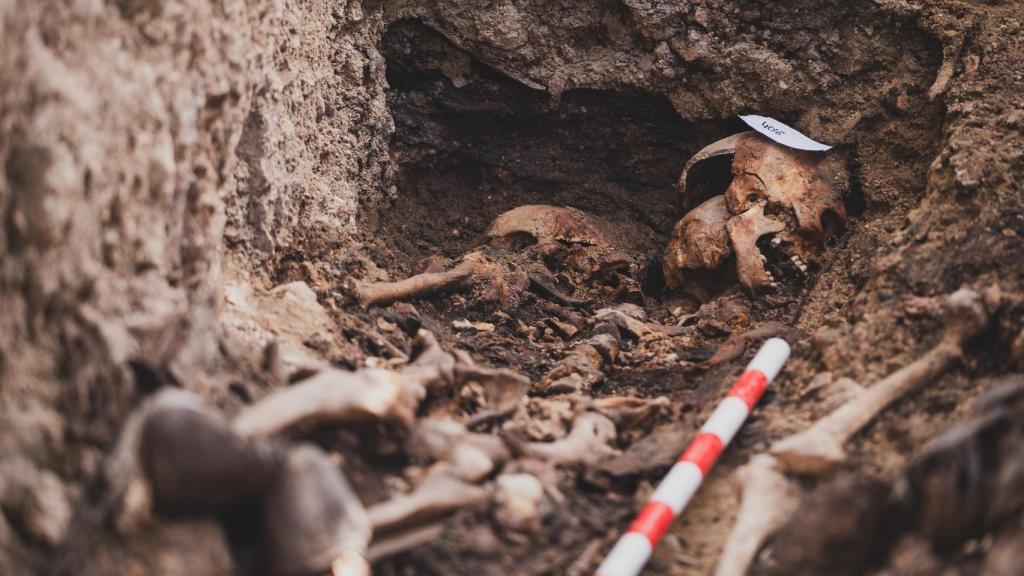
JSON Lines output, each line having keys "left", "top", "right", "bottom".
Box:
{"left": 233, "top": 330, "right": 453, "bottom": 437}
{"left": 771, "top": 288, "right": 990, "bottom": 475}
{"left": 364, "top": 522, "right": 446, "bottom": 564}
{"left": 591, "top": 395, "right": 670, "bottom": 431}
{"left": 405, "top": 419, "right": 510, "bottom": 482}
{"left": 351, "top": 252, "right": 484, "bottom": 307}
{"left": 492, "top": 473, "right": 546, "bottom": 534}
{"left": 456, "top": 362, "right": 531, "bottom": 425}
{"left": 518, "top": 411, "right": 619, "bottom": 466}
{"left": 367, "top": 471, "right": 489, "bottom": 534}
{"left": 713, "top": 455, "right": 800, "bottom": 576}
{"left": 535, "top": 339, "right": 608, "bottom": 394}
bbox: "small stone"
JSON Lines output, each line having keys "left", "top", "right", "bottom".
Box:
{"left": 453, "top": 319, "right": 495, "bottom": 332}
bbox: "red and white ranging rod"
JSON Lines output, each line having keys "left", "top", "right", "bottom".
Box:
{"left": 594, "top": 337, "right": 791, "bottom": 576}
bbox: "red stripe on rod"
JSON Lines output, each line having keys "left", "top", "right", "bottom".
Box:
{"left": 627, "top": 501, "right": 675, "bottom": 545}
{"left": 678, "top": 432, "right": 724, "bottom": 474}
{"left": 727, "top": 370, "right": 768, "bottom": 409}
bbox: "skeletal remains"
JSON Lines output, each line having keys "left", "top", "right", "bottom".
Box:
{"left": 104, "top": 323, "right": 636, "bottom": 572}
{"left": 714, "top": 287, "right": 996, "bottom": 576}
{"left": 356, "top": 131, "right": 846, "bottom": 313}
{"left": 98, "top": 130, "right": 917, "bottom": 575}
{"left": 352, "top": 204, "right": 643, "bottom": 308}
{"left": 664, "top": 131, "right": 847, "bottom": 295}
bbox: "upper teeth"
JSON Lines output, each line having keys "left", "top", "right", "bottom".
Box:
{"left": 770, "top": 237, "right": 782, "bottom": 247}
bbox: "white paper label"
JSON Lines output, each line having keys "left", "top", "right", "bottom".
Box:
{"left": 739, "top": 114, "right": 832, "bottom": 151}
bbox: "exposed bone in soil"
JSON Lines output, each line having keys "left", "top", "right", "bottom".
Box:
{"left": 5, "top": 3, "right": 1024, "bottom": 576}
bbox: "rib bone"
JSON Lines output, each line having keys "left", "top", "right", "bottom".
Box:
{"left": 771, "top": 288, "right": 989, "bottom": 475}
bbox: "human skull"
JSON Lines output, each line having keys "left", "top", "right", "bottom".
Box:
{"left": 664, "top": 132, "right": 848, "bottom": 295}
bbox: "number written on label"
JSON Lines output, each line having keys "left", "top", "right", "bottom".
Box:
{"left": 738, "top": 114, "right": 831, "bottom": 152}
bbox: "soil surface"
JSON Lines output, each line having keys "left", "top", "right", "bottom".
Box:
{"left": 1, "top": 1, "right": 1023, "bottom": 575}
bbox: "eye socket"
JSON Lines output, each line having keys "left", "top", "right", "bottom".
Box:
{"left": 820, "top": 209, "right": 844, "bottom": 239}
{"left": 491, "top": 231, "right": 537, "bottom": 251}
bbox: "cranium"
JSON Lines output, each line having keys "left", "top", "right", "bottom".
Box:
{"left": 664, "top": 132, "right": 848, "bottom": 295}
{"left": 355, "top": 204, "right": 645, "bottom": 307}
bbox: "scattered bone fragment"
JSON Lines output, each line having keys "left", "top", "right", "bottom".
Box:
{"left": 405, "top": 419, "right": 510, "bottom": 482}
{"left": 367, "top": 471, "right": 489, "bottom": 534}
{"left": 536, "top": 338, "right": 609, "bottom": 394}
{"left": 597, "top": 302, "right": 648, "bottom": 329}
{"left": 457, "top": 363, "right": 531, "bottom": 426}
{"left": 519, "top": 411, "right": 619, "bottom": 466}
{"left": 588, "top": 423, "right": 692, "bottom": 482}
{"left": 365, "top": 522, "right": 446, "bottom": 563}
{"left": 519, "top": 396, "right": 577, "bottom": 442}
{"left": 233, "top": 330, "right": 453, "bottom": 436}
{"left": 452, "top": 318, "right": 495, "bottom": 332}
{"left": 591, "top": 395, "right": 670, "bottom": 431}
{"left": 713, "top": 455, "right": 800, "bottom": 576}
{"left": 492, "top": 473, "right": 546, "bottom": 534}
{"left": 771, "top": 288, "right": 989, "bottom": 475}
{"left": 263, "top": 445, "right": 371, "bottom": 576}
{"left": 537, "top": 305, "right": 640, "bottom": 395}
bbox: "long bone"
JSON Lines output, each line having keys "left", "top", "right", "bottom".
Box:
{"left": 352, "top": 252, "right": 485, "bottom": 308}
{"left": 770, "top": 287, "right": 989, "bottom": 475}
{"left": 712, "top": 288, "right": 992, "bottom": 576}
{"left": 712, "top": 455, "right": 800, "bottom": 576}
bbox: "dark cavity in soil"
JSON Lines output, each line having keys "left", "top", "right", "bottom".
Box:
{"left": 375, "top": 19, "right": 742, "bottom": 273}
